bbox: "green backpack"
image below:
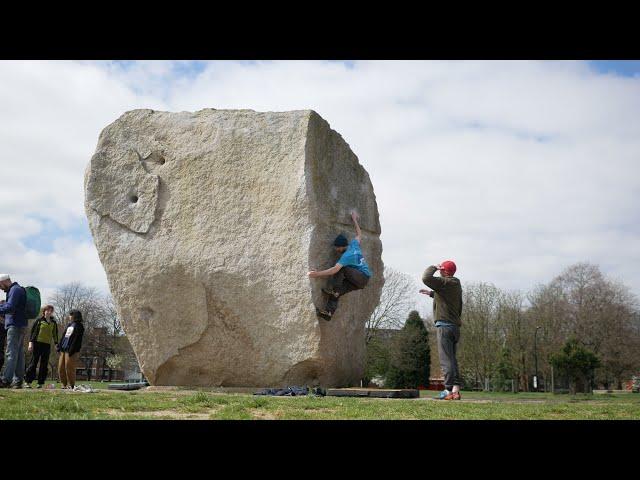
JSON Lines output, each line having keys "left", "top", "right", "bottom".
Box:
{"left": 24, "top": 286, "right": 41, "bottom": 320}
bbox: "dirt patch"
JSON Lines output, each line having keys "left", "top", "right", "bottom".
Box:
{"left": 301, "top": 407, "right": 339, "bottom": 413}
{"left": 141, "top": 387, "right": 251, "bottom": 398}
{"left": 251, "top": 409, "right": 278, "bottom": 420}
{"left": 101, "top": 408, "right": 220, "bottom": 419}
{"left": 144, "top": 386, "right": 257, "bottom": 395}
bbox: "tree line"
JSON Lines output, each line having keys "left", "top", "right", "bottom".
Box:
{"left": 457, "top": 262, "right": 640, "bottom": 391}
{"left": 35, "top": 261, "right": 640, "bottom": 392}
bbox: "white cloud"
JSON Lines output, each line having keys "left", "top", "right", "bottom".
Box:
{"left": 0, "top": 60, "right": 167, "bottom": 296}
{"left": 0, "top": 234, "right": 108, "bottom": 304}
{"left": 1, "top": 60, "right": 639, "bottom": 301}
{"left": 0, "top": 61, "right": 168, "bottom": 222}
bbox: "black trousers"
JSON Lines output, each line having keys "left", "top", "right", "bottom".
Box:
{"left": 25, "top": 342, "right": 51, "bottom": 385}
{"left": 325, "top": 267, "right": 370, "bottom": 314}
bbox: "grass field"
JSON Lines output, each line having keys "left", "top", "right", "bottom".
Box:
{"left": 1, "top": 383, "right": 639, "bottom": 420}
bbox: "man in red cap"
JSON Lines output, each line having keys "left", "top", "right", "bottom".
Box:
{"left": 420, "top": 260, "right": 463, "bottom": 400}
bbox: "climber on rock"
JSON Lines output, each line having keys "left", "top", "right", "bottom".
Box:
{"left": 307, "top": 211, "right": 372, "bottom": 320}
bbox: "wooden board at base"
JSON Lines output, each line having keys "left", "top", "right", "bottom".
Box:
{"left": 326, "top": 388, "right": 419, "bottom": 398}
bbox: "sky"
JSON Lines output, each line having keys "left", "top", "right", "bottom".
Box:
{"left": 0, "top": 60, "right": 639, "bottom": 306}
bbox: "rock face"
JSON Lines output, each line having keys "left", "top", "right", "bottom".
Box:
{"left": 84, "top": 109, "right": 384, "bottom": 387}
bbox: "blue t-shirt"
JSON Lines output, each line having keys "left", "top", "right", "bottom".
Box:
{"left": 337, "top": 239, "right": 371, "bottom": 277}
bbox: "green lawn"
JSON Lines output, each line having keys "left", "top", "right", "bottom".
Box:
{"left": 1, "top": 385, "right": 639, "bottom": 420}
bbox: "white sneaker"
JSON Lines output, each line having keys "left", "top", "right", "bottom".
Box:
{"left": 73, "top": 385, "right": 93, "bottom": 393}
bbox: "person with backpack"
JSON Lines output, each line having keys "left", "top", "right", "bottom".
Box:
{"left": 57, "top": 310, "right": 84, "bottom": 390}
{"left": 0, "top": 274, "right": 27, "bottom": 388}
{"left": 307, "top": 212, "right": 372, "bottom": 320}
{"left": 24, "top": 305, "right": 59, "bottom": 389}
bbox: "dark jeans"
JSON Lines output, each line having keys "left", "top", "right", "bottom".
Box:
{"left": 437, "top": 323, "right": 461, "bottom": 389}
{"left": 25, "top": 342, "right": 51, "bottom": 385}
{"left": 325, "top": 267, "right": 370, "bottom": 314}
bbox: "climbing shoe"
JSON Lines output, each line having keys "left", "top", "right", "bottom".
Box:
{"left": 316, "top": 307, "right": 333, "bottom": 321}
{"left": 322, "top": 287, "right": 339, "bottom": 298}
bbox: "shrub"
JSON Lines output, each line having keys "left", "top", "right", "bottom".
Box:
{"left": 550, "top": 338, "right": 600, "bottom": 394}
{"left": 493, "top": 347, "right": 517, "bottom": 392}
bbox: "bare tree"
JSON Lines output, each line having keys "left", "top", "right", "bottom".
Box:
{"left": 366, "top": 267, "right": 416, "bottom": 343}
{"left": 41, "top": 283, "right": 143, "bottom": 383}
{"left": 544, "top": 263, "right": 640, "bottom": 388}
{"left": 50, "top": 283, "right": 108, "bottom": 330}
{"left": 457, "top": 282, "right": 502, "bottom": 389}
{"left": 526, "top": 263, "right": 640, "bottom": 390}
{"left": 50, "top": 283, "right": 111, "bottom": 381}
{"left": 103, "top": 294, "right": 123, "bottom": 337}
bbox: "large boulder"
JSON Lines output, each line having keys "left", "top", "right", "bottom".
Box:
{"left": 84, "top": 109, "right": 384, "bottom": 387}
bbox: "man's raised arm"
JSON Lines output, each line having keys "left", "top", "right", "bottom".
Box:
{"left": 351, "top": 211, "right": 362, "bottom": 244}
{"left": 422, "top": 264, "right": 446, "bottom": 291}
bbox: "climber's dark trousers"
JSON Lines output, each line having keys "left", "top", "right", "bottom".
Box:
{"left": 325, "top": 267, "right": 370, "bottom": 314}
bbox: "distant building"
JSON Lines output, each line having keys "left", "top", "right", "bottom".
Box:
{"left": 75, "top": 330, "right": 142, "bottom": 382}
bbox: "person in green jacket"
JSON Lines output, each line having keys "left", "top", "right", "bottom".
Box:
{"left": 420, "top": 260, "right": 463, "bottom": 400}
{"left": 24, "top": 305, "right": 59, "bottom": 389}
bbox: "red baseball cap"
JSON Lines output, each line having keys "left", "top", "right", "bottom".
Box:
{"left": 441, "top": 260, "right": 457, "bottom": 276}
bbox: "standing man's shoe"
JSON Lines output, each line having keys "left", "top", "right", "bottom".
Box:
{"left": 436, "top": 389, "right": 450, "bottom": 400}
{"left": 23, "top": 383, "right": 32, "bottom": 389}
{"left": 10, "top": 382, "right": 23, "bottom": 389}
{"left": 0, "top": 380, "right": 11, "bottom": 389}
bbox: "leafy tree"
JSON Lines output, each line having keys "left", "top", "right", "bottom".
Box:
{"left": 493, "top": 347, "right": 517, "bottom": 392}
{"left": 550, "top": 338, "right": 600, "bottom": 394}
{"left": 386, "top": 311, "right": 430, "bottom": 389}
